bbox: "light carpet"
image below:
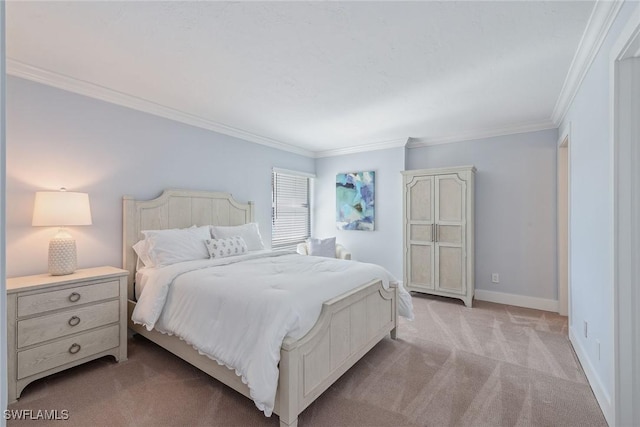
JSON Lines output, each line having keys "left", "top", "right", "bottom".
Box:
{"left": 7, "top": 295, "right": 606, "bottom": 426}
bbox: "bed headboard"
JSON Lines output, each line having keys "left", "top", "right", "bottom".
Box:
{"left": 122, "top": 189, "right": 255, "bottom": 298}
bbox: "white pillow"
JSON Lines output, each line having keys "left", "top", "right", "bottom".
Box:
{"left": 205, "top": 236, "right": 248, "bottom": 259}
{"left": 142, "top": 225, "right": 211, "bottom": 267}
{"left": 210, "top": 223, "right": 265, "bottom": 251}
{"left": 132, "top": 239, "right": 153, "bottom": 269}
{"left": 308, "top": 237, "right": 336, "bottom": 258}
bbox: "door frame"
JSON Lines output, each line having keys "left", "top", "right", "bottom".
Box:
{"left": 0, "top": 1, "right": 7, "bottom": 418}
{"left": 557, "top": 128, "right": 571, "bottom": 319}
{"left": 610, "top": 6, "right": 640, "bottom": 426}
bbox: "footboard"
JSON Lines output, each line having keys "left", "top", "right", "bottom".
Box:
{"left": 276, "top": 279, "right": 398, "bottom": 427}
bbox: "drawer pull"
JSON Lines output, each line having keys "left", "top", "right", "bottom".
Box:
{"left": 68, "top": 316, "right": 81, "bottom": 327}
{"left": 68, "top": 292, "right": 81, "bottom": 303}
{"left": 68, "top": 343, "right": 81, "bottom": 354}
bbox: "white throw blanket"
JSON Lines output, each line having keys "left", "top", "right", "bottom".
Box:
{"left": 132, "top": 251, "right": 413, "bottom": 416}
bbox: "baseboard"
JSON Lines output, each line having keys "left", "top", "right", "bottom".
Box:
{"left": 474, "top": 289, "right": 559, "bottom": 312}
{"left": 569, "top": 327, "right": 613, "bottom": 425}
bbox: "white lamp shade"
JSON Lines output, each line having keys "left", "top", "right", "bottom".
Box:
{"left": 32, "top": 191, "right": 92, "bottom": 226}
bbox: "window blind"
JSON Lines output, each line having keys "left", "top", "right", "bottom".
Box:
{"left": 272, "top": 171, "right": 310, "bottom": 249}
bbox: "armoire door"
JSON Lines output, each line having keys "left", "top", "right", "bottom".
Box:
{"left": 405, "top": 175, "right": 435, "bottom": 291}
{"left": 434, "top": 174, "right": 467, "bottom": 295}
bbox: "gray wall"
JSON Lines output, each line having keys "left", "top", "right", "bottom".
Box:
{"left": 6, "top": 76, "right": 315, "bottom": 277}
{"left": 314, "top": 147, "right": 405, "bottom": 279}
{"left": 558, "top": 1, "right": 639, "bottom": 417}
{"left": 406, "top": 129, "right": 558, "bottom": 301}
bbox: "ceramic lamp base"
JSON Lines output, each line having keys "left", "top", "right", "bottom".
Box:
{"left": 48, "top": 230, "right": 77, "bottom": 276}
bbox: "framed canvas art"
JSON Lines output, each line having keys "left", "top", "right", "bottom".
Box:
{"left": 336, "top": 171, "right": 375, "bottom": 231}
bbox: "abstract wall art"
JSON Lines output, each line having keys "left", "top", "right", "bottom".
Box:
{"left": 336, "top": 171, "right": 375, "bottom": 231}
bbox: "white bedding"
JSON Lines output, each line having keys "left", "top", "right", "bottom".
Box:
{"left": 131, "top": 250, "right": 413, "bottom": 416}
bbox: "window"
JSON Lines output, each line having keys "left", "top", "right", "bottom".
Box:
{"left": 271, "top": 169, "right": 312, "bottom": 249}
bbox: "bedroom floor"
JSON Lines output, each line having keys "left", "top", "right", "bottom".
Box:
{"left": 7, "top": 295, "right": 606, "bottom": 427}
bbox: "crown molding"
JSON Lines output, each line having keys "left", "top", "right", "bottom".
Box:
{"left": 406, "top": 120, "right": 556, "bottom": 148}
{"left": 7, "top": 59, "right": 565, "bottom": 158}
{"left": 551, "top": 0, "right": 625, "bottom": 125}
{"left": 7, "top": 59, "right": 315, "bottom": 158}
{"left": 314, "top": 137, "right": 409, "bottom": 158}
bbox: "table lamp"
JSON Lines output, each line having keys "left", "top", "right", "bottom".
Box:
{"left": 32, "top": 188, "right": 92, "bottom": 275}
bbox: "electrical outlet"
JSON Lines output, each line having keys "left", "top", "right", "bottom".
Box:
{"left": 491, "top": 273, "right": 499, "bottom": 283}
{"left": 584, "top": 321, "right": 588, "bottom": 338}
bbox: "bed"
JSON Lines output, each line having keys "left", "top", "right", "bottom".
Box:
{"left": 123, "top": 189, "right": 407, "bottom": 427}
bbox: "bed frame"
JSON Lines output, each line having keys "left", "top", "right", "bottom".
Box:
{"left": 123, "top": 189, "right": 398, "bottom": 427}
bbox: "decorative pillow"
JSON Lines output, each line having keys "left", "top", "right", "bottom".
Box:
{"left": 308, "top": 237, "right": 336, "bottom": 258}
{"left": 205, "top": 236, "right": 248, "bottom": 259}
{"left": 210, "top": 223, "right": 265, "bottom": 251}
{"left": 142, "top": 225, "right": 211, "bottom": 267}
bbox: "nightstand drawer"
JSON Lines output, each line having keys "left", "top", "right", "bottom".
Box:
{"left": 17, "top": 300, "right": 120, "bottom": 348}
{"left": 17, "top": 280, "right": 119, "bottom": 317}
{"left": 17, "top": 324, "right": 119, "bottom": 380}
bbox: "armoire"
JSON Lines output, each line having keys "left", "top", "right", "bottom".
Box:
{"left": 402, "top": 166, "right": 475, "bottom": 307}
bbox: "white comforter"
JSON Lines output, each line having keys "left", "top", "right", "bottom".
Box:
{"left": 131, "top": 250, "right": 413, "bottom": 416}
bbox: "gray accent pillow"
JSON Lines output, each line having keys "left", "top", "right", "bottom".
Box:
{"left": 308, "top": 237, "right": 336, "bottom": 258}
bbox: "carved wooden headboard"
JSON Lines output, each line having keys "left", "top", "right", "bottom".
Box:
{"left": 122, "top": 189, "right": 255, "bottom": 298}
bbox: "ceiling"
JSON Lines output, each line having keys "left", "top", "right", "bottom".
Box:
{"left": 7, "top": 1, "right": 596, "bottom": 157}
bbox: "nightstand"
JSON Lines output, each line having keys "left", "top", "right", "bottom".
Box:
{"left": 6, "top": 266, "right": 128, "bottom": 403}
